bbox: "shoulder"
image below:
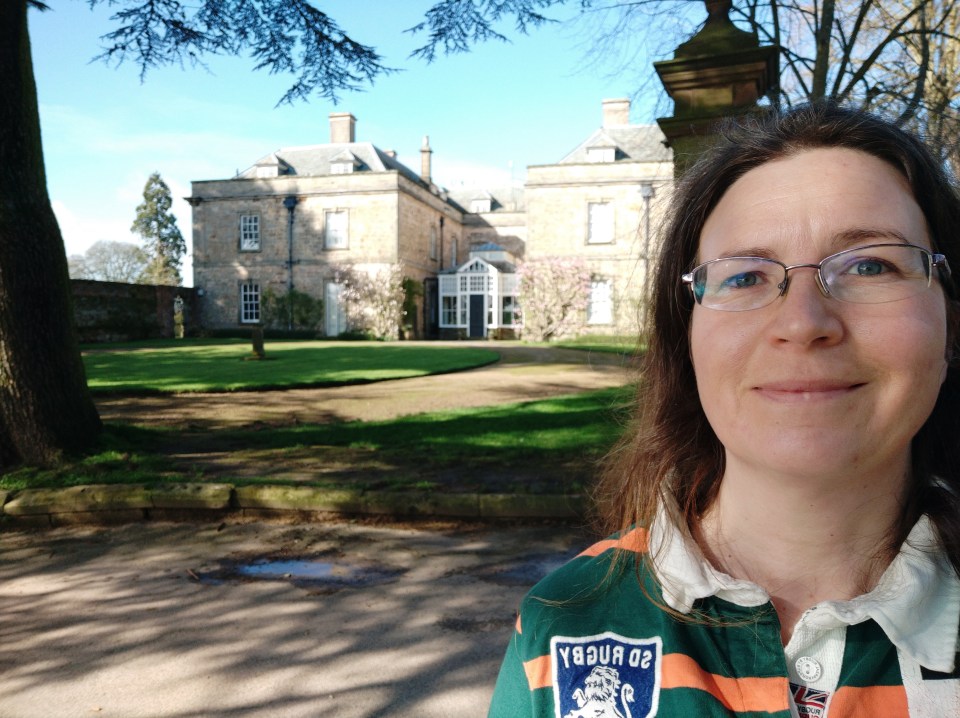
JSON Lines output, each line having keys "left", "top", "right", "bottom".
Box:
{"left": 515, "top": 527, "right": 658, "bottom": 648}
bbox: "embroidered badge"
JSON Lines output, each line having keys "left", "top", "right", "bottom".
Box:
{"left": 790, "top": 682, "right": 830, "bottom": 718}
{"left": 551, "top": 632, "right": 662, "bottom": 718}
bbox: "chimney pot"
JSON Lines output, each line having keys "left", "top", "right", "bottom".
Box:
{"left": 602, "top": 98, "right": 631, "bottom": 128}
{"left": 329, "top": 112, "right": 356, "bottom": 143}
{"left": 420, "top": 135, "right": 433, "bottom": 183}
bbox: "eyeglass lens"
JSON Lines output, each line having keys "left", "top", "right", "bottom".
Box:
{"left": 689, "top": 244, "right": 934, "bottom": 311}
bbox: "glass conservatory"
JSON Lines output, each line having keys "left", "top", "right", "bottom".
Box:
{"left": 438, "top": 245, "right": 519, "bottom": 338}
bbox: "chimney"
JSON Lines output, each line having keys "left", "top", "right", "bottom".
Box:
{"left": 329, "top": 112, "right": 356, "bottom": 143}
{"left": 602, "top": 98, "right": 631, "bottom": 128}
{"left": 420, "top": 135, "right": 432, "bottom": 183}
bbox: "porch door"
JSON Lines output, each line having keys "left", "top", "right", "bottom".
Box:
{"left": 469, "top": 294, "right": 485, "bottom": 338}
{"left": 423, "top": 277, "right": 439, "bottom": 339}
{"left": 325, "top": 282, "right": 346, "bottom": 337}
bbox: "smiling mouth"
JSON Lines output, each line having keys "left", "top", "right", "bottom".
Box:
{"left": 754, "top": 382, "right": 865, "bottom": 401}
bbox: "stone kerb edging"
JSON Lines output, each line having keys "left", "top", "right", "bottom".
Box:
{"left": 0, "top": 483, "right": 583, "bottom": 526}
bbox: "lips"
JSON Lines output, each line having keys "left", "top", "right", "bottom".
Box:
{"left": 753, "top": 380, "right": 865, "bottom": 402}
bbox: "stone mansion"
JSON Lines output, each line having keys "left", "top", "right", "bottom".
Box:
{"left": 188, "top": 99, "right": 673, "bottom": 338}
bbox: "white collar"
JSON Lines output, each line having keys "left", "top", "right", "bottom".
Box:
{"left": 648, "top": 504, "right": 960, "bottom": 672}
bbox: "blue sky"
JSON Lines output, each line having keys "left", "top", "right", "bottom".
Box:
{"left": 30, "top": 1, "right": 699, "bottom": 286}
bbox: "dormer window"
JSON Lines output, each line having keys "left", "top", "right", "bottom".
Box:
{"left": 252, "top": 154, "right": 288, "bottom": 178}
{"left": 587, "top": 147, "right": 616, "bottom": 163}
{"left": 470, "top": 198, "right": 492, "bottom": 213}
{"left": 330, "top": 150, "right": 360, "bottom": 175}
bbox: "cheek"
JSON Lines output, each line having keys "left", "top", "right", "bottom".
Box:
{"left": 689, "top": 310, "right": 756, "bottom": 410}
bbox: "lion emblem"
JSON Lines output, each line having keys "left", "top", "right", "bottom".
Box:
{"left": 563, "top": 665, "right": 636, "bottom": 718}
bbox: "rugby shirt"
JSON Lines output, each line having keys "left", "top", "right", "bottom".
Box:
{"left": 488, "top": 512, "right": 960, "bottom": 717}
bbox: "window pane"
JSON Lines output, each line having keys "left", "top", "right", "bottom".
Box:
{"left": 587, "top": 203, "right": 614, "bottom": 244}
{"left": 588, "top": 280, "right": 613, "bottom": 324}
{"left": 240, "top": 282, "right": 260, "bottom": 323}
{"left": 325, "top": 210, "right": 348, "bottom": 249}
{"left": 441, "top": 296, "right": 458, "bottom": 326}
{"left": 502, "top": 296, "right": 516, "bottom": 326}
{"left": 240, "top": 215, "right": 260, "bottom": 251}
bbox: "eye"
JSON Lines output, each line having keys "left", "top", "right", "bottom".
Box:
{"left": 720, "top": 271, "right": 763, "bottom": 289}
{"left": 845, "top": 259, "right": 889, "bottom": 276}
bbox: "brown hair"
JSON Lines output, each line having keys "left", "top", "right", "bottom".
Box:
{"left": 595, "top": 101, "right": 960, "bottom": 576}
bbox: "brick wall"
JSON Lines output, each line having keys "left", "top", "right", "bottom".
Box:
{"left": 71, "top": 280, "right": 199, "bottom": 343}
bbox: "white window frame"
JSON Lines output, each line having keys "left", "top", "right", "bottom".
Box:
{"left": 324, "top": 209, "right": 349, "bottom": 249}
{"left": 239, "top": 214, "right": 261, "bottom": 252}
{"left": 240, "top": 281, "right": 261, "bottom": 324}
{"left": 441, "top": 295, "right": 458, "bottom": 326}
{"left": 501, "top": 295, "right": 517, "bottom": 327}
{"left": 587, "top": 279, "right": 613, "bottom": 325}
{"left": 587, "top": 147, "right": 615, "bottom": 163}
{"left": 429, "top": 226, "right": 438, "bottom": 261}
{"left": 587, "top": 202, "right": 614, "bottom": 245}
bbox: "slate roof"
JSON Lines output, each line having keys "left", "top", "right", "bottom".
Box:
{"left": 557, "top": 124, "right": 672, "bottom": 164}
{"left": 446, "top": 186, "right": 526, "bottom": 213}
{"left": 472, "top": 242, "right": 506, "bottom": 252}
{"left": 238, "top": 142, "right": 426, "bottom": 186}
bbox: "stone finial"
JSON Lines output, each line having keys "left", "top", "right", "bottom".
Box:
{"left": 654, "top": 0, "right": 778, "bottom": 175}
{"left": 674, "top": 0, "right": 757, "bottom": 58}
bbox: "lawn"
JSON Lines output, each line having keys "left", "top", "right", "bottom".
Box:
{"left": 82, "top": 339, "right": 500, "bottom": 393}
{"left": 552, "top": 335, "right": 642, "bottom": 355}
{"left": 0, "top": 386, "right": 635, "bottom": 494}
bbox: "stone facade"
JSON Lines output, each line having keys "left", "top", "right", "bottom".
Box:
{"left": 525, "top": 100, "right": 673, "bottom": 334}
{"left": 190, "top": 100, "right": 673, "bottom": 338}
{"left": 190, "top": 119, "right": 461, "bottom": 336}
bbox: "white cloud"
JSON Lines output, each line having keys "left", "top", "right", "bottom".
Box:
{"left": 52, "top": 200, "right": 137, "bottom": 257}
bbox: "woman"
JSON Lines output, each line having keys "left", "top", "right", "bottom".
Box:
{"left": 488, "top": 103, "right": 960, "bottom": 718}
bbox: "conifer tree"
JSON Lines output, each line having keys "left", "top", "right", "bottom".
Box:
{"left": 131, "top": 172, "right": 185, "bottom": 286}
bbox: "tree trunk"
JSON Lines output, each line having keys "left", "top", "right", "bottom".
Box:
{"left": 0, "top": 1, "right": 103, "bottom": 468}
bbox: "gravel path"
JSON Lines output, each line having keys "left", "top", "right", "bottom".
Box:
{"left": 95, "top": 342, "right": 635, "bottom": 429}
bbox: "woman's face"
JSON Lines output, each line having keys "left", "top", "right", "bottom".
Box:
{"left": 689, "top": 147, "right": 948, "bottom": 485}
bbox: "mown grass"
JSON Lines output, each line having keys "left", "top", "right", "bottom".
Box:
{"left": 82, "top": 339, "right": 500, "bottom": 393}
{"left": 0, "top": 387, "right": 635, "bottom": 493}
{"left": 229, "top": 384, "right": 634, "bottom": 461}
{"left": 551, "top": 335, "right": 642, "bottom": 355}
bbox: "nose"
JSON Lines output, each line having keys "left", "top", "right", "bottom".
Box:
{"left": 769, "top": 266, "right": 843, "bottom": 346}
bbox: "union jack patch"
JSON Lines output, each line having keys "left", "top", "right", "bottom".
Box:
{"left": 791, "top": 682, "right": 830, "bottom": 718}
{"left": 551, "top": 632, "right": 662, "bottom": 718}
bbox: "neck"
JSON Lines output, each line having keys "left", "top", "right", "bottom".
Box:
{"left": 696, "top": 457, "right": 909, "bottom": 643}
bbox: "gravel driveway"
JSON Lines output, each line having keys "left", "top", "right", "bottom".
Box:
{"left": 94, "top": 342, "right": 635, "bottom": 429}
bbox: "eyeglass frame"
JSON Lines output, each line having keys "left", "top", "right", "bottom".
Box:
{"left": 681, "top": 242, "right": 952, "bottom": 312}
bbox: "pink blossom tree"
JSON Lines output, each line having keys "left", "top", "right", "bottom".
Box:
{"left": 516, "top": 257, "right": 591, "bottom": 342}
{"left": 333, "top": 264, "right": 405, "bottom": 340}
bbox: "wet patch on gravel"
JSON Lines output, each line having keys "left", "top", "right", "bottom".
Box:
{"left": 194, "top": 552, "right": 405, "bottom": 592}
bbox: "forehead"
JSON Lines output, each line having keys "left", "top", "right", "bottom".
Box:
{"left": 698, "top": 147, "right": 929, "bottom": 260}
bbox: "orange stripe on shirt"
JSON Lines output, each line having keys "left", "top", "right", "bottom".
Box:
{"left": 577, "top": 526, "right": 649, "bottom": 557}
{"left": 523, "top": 655, "right": 553, "bottom": 690}
{"left": 661, "top": 653, "right": 791, "bottom": 713}
{"left": 827, "top": 685, "right": 909, "bottom": 717}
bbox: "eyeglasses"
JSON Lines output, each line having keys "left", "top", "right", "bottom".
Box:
{"left": 682, "top": 243, "right": 951, "bottom": 312}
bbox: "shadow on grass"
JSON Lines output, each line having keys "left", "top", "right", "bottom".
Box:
{"left": 1, "top": 388, "right": 636, "bottom": 496}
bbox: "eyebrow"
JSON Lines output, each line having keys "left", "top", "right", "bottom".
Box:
{"left": 709, "top": 228, "right": 913, "bottom": 261}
